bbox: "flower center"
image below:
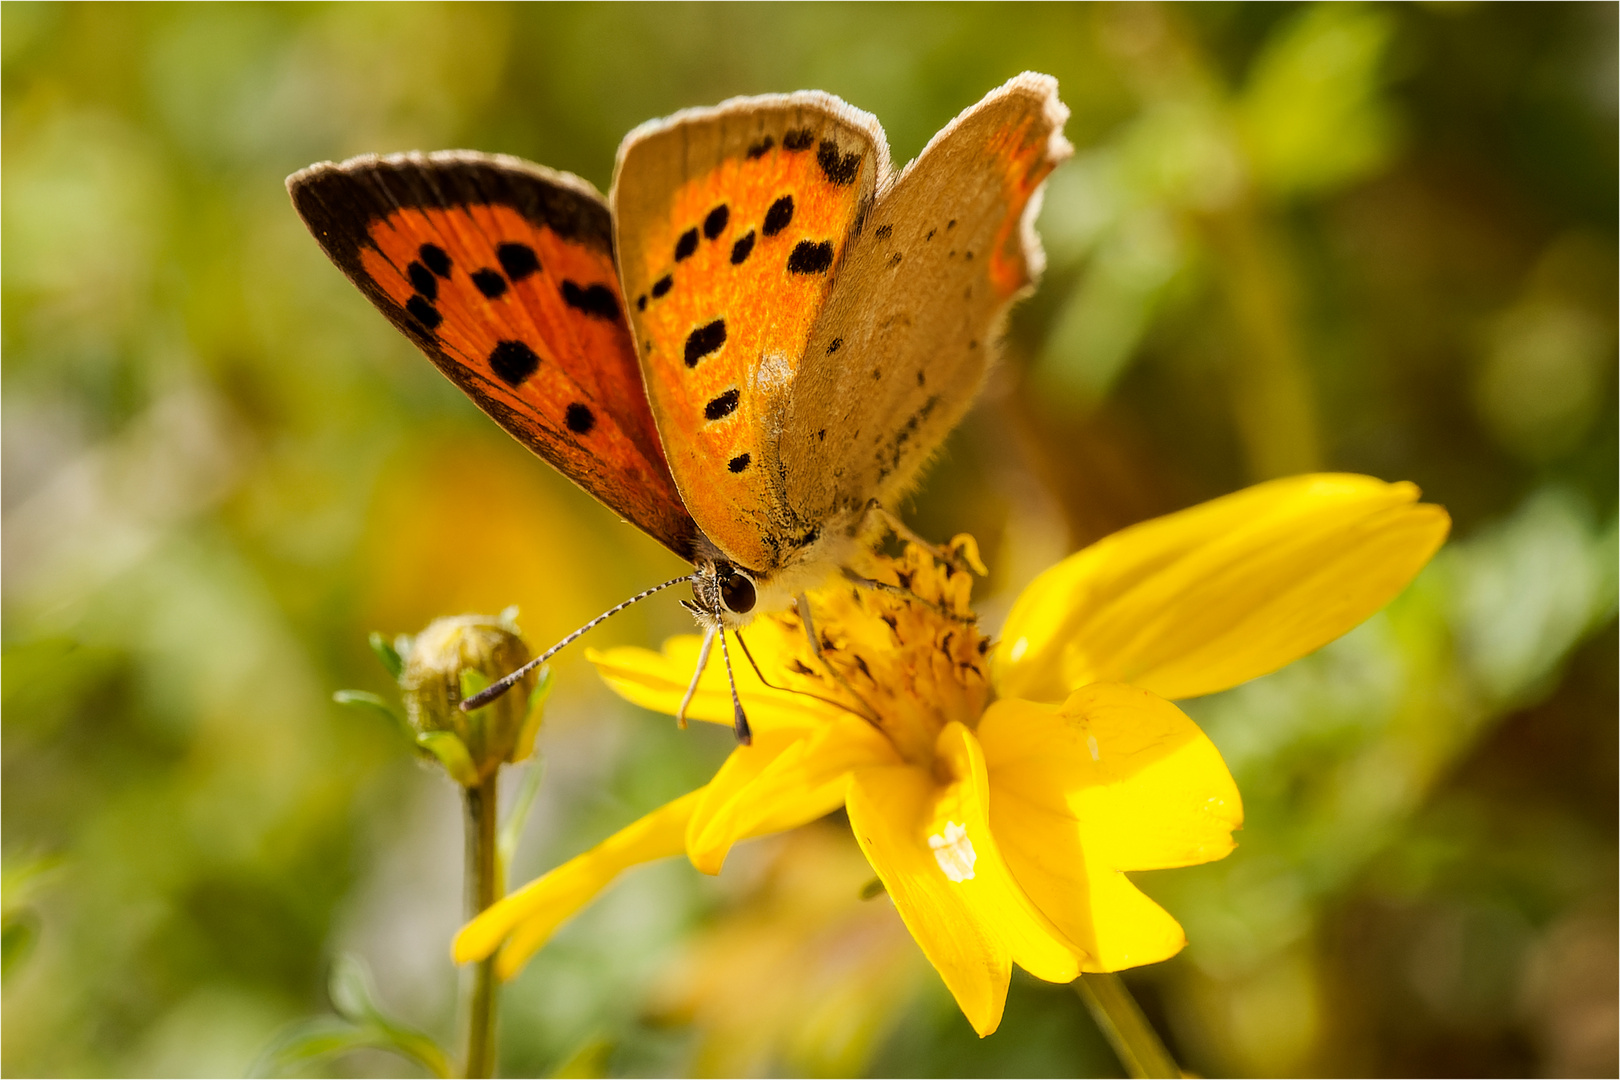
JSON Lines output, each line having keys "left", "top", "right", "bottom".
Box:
{"left": 750, "top": 539, "right": 992, "bottom": 766}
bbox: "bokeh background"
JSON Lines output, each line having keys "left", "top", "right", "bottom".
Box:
{"left": 4, "top": 3, "right": 1616, "bottom": 1076}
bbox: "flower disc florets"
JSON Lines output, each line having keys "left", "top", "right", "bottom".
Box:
{"left": 756, "top": 539, "right": 991, "bottom": 768}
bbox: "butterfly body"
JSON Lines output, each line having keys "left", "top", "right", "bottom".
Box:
{"left": 289, "top": 74, "right": 1070, "bottom": 634}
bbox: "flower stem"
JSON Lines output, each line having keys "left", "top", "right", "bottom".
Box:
{"left": 461, "top": 774, "right": 499, "bottom": 1078}
{"left": 1075, "top": 972, "right": 1180, "bottom": 1079}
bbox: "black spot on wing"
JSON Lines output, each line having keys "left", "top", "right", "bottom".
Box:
{"left": 826, "top": 338, "right": 842, "bottom": 354}
{"left": 730, "top": 230, "right": 755, "bottom": 265}
{"left": 488, "top": 340, "right": 539, "bottom": 386}
{"left": 816, "top": 140, "right": 860, "bottom": 186}
{"left": 787, "top": 240, "right": 834, "bottom": 275}
{"left": 408, "top": 261, "right": 438, "bottom": 300}
{"left": 471, "top": 269, "right": 507, "bottom": 298}
{"left": 637, "top": 294, "right": 648, "bottom": 311}
{"left": 703, "top": 205, "right": 729, "bottom": 240}
{"left": 651, "top": 274, "right": 673, "bottom": 299}
{"left": 685, "top": 320, "right": 727, "bottom": 367}
{"left": 407, "top": 295, "right": 441, "bottom": 330}
{"left": 705, "top": 388, "right": 740, "bottom": 421}
{"left": 874, "top": 225, "right": 893, "bottom": 240}
{"left": 728, "top": 453, "right": 751, "bottom": 473}
{"left": 565, "top": 402, "right": 595, "bottom": 435}
{"left": 419, "top": 243, "right": 451, "bottom": 277}
{"left": 674, "top": 228, "right": 699, "bottom": 262}
{"left": 782, "top": 128, "right": 813, "bottom": 151}
{"left": 763, "top": 196, "right": 794, "bottom": 237}
{"left": 496, "top": 242, "right": 539, "bottom": 282}
{"left": 561, "top": 280, "right": 620, "bottom": 320}
{"left": 746, "top": 136, "right": 775, "bottom": 159}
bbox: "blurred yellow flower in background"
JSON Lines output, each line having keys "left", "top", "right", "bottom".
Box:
{"left": 644, "top": 825, "right": 924, "bottom": 1078}
{"left": 456, "top": 473, "right": 1449, "bottom": 1036}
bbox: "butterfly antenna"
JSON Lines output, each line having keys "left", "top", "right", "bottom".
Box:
{"left": 460, "top": 574, "right": 693, "bottom": 712}
{"left": 675, "top": 626, "right": 717, "bottom": 730}
{"left": 716, "top": 630, "right": 752, "bottom": 745}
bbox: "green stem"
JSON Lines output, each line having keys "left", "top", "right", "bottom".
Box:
{"left": 1075, "top": 972, "right": 1180, "bottom": 1079}
{"left": 461, "top": 774, "right": 499, "bottom": 1079}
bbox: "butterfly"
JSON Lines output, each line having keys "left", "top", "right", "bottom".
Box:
{"left": 289, "top": 73, "right": 1070, "bottom": 739}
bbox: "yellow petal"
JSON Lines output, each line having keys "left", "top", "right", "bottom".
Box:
{"left": 979, "top": 688, "right": 1241, "bottom": 870}
{"left": 453, "top": 789, "right": 699, "bottom": 980}
{"left": 847, "top": 763, "right": 1009, "bottom": 1037}
{"left": 978, "top": 687, "right": 1241, "bottom": 970}
{"left": 590, "top": 635, "right": 839, "bottom": 732}
{"left": 995, "top": 473, "right": 1450, "bottom": 702}
{"left": 846, "top": 724, "right": 1087, "bottom": 1037}
{"left": 688, "top": 715, "right": 900, "bottom": 874}
{"left": 934, "top": 722, "right": 1088, "bottom": 985}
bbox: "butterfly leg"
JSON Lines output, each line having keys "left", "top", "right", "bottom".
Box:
{"left": 862, "top": 502, "right": 986, "bottom": 576}
{"left": 839, "top": 567, "right": 977, "bottom": 624}
{"left": 794, "top": 592, "right": 882, "bottom": 723}
{"left": 675, "top": 626, "right": 718, "bottom": 730}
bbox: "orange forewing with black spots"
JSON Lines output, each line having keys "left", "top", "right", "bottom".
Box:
{"left": 289, "top": 152, "right": 699, "bottom": 560}
{"left": 613, "top": 98, "right": 883, "bottom": 572}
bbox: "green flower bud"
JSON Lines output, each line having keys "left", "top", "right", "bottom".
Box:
{"left": 400, "top": 613, "right": 539, "bottom": 784}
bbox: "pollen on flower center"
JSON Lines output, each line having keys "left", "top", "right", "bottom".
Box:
{"left": 928, "top": 821, "right": 977, "bottom": 882}
{"left": 759, "top": 538, "right": 993, "bottom": 766}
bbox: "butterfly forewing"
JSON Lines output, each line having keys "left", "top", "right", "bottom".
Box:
{"left": 289, "top": 152, "right": 700, "bottom": 560}
{"left": 612, "top": 95, "right": 891, "bottom": 573}
{"left": 783, "top": 74, "right": 1073, "bottom": 531}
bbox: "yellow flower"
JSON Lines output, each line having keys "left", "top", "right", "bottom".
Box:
{"left": 644, "top": 824, "right": 924, "bottom": 1077}
{"left": 454, "top": 474, "right": 1448, "bottom": 1036}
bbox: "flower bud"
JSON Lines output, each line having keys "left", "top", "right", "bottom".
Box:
{"left": 400, "top": 613, "right": 540, "bottom": 784}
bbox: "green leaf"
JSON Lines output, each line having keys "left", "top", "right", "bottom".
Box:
{"left": 251, "top": 1016, "right": 453, "bottom": 1079}
{"left": 368, "top": 631, "right": 405, "bottom": 681}
{"left": 322, "top": 955, "right": 455, "bottom": 1077}
{"left": 332, "top": 689, "right": 406, "bottom": 731}
{"left": 415, "top": 730, "right": 478, "bottom": 786}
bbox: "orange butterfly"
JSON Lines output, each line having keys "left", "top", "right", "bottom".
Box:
{"left": 290, "top": 73, "right": 1070, "bottom": 739}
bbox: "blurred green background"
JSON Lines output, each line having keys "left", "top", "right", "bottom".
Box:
{"left": 3, "top": 3, "right": 1615, "bottom": 1076}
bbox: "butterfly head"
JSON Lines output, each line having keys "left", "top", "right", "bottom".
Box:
{"left": 687, "top": 558, "right": 762, "bottom": 630}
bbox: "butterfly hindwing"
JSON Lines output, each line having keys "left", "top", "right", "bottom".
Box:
{"left": 783, "top": 74, "right": 1072, "bottom": 533}
{"left": 289, "top": 152, "right": 700, "bottom": 560}
{"left": 611, "top": 95, "right": 891, "bottom": 573}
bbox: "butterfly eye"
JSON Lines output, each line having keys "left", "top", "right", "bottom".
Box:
{"left": 720, "top": 570, "right": 757, "bottom": 615}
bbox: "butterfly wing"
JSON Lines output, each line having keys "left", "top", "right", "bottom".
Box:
{"left": 782, "top": 74, "right": 1072, "bottom": 530}
{"left": 611, "top": 95, "right": 891, "bottom": 573}
{"left": 288, "top": 151, "right": 701, "bottom": 561}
